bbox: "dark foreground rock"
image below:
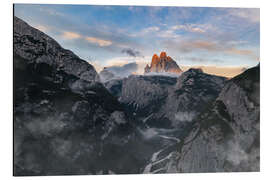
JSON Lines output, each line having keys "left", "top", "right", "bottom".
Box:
{"left": 14, "top": 16, "right": 135, "bottom": 176}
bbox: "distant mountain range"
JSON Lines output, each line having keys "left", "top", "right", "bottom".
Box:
{"left": 13, "top": 16, "right": 260, "bottom": 176}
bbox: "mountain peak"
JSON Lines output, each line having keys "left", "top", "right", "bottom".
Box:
{"left": 13, "top": 16, "right": 99, "bottom": 82}
{"left": 145, "top": 52, "right": 182, "bottom": 74}
{"left": 160, "top": 51, "right": 167, "bottom": 58}
{"left": 151, "top": 54, "right": 160, "bottom": 66}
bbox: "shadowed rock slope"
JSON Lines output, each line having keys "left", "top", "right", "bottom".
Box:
{"left": 111, "top": 69, "right": 226, "bottom": 129}
{"left": 14, "top": 16, "right": 135, "bottom": 176}
{"left": 147, "top": 65, "right": 260, "bottom": 173}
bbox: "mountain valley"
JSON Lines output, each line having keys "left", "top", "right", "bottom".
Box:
{"left": 13, "top": 16, "right": 260, "bottom": 176}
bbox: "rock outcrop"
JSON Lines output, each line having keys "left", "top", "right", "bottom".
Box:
{"left": 13, "top": 16, "right": 133, "bottom": 176}
{"left": 14, "top": 16, "right": 99, "bottom": 82}
{"left": 144, "top": 52, "right": 182, "bottom": 74}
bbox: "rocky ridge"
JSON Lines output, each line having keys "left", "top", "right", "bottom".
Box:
{"left": 143, "top": 65, "right": 260, "bottom": 173}
{"left": 14, "top": 16, "right": 99, "bottom": 82}
{"left": 111, "top": 68, "right": 227, "bottom": 129}
{"left": 14, "top": 16, "right": 135, "bottom": 175}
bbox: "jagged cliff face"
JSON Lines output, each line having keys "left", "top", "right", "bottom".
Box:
{"left": 14, "top": 17, "right": 99, "bottom": 82}
{"left": 107, "top": 68, "right": 227, "bottom": 173}
{"left": 145, "top": 65, "right": 260, "bottom": 173}
{"left": 14, "top": 16, "right": 134, "bottom": 175}
{"left": 144, "top": 52, "right": 182, "bottom": 74}
{"left": 161, "top": 68, "right": 226, "bottom": 127}
{"left": 115, "top": 69, "right": 226, "bottom": 129}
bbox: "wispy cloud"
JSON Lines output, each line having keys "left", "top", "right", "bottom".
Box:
{"left": 226, "top": 48, "right": 254, "bottom": 57}
{"left": 121, "top": 48, "right": 143, "bottom": 57}
{"left": 166, "top": 40, "right": 258, "bottom": 59}
{"left": 38, "top": 6, "right": 65, "bottom": 17}
{"left": 184, "top": 57, "right": 224, "bottom": 64}
{"left": 131, "top": 23, "right": 216, "bottom": 40}
{"left": 60, "top": 31, "right": 112, "bottom": 47}
{"left": 142, "top": 26, "right": 160, "bottom": 33}
{"left": 227, "top": 8, "right": 260, "bottom": 23}
{"left": 102, "top": 56, "right": 151, "bottom": 74}
{"left": 171, "top": 24, "right": 216, "bottom": 33}
{"left": 157, "top": 30, "right": 180, "bottom": 38}
{"left": 85, "top": 36, "right": 112, "bottom": 47}
{"left": 62, "top": 31, "right": 81, "bottom": 40}
{"left": 130, "top": 26, "right": 160, "bottom": 37}
{"left": 131, "top": 26, "right": 180, "bottom": 39}
{"left": 102, "top": 62, "right": 139, "bottom": 78}
{"left": 35, "top": 24, "right": 50, "bottom": 33}
{"left": 180, "top": 41, "right": 220, "bottom": 52}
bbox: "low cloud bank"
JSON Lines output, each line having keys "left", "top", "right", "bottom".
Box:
{"left": 99, "top": 62, "right": 139, "bottom": 81}
{"left": 144, "top": 72, "right": 181, "bottom": 77}
{"left": 107, "top": 62, "right": 138, "bottom": 77}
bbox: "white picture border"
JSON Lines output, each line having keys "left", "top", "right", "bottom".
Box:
{"left": 1, "top": 0, "right": 269, "bottom": 180}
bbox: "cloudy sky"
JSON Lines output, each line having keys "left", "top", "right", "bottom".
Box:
{"left": 14, "top": 4, "right": 260, "bottom": 76}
